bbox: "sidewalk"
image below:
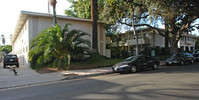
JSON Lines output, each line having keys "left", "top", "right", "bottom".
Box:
{"left": 0, "top": 65, "right": 113, "bottom": 89}
{"left": 0, "top": 61, "right": 166, "bottom": 89}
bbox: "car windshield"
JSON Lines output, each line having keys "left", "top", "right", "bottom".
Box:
{"left": 5, "top": 55, "right": 17, "bottom": 59}
{"left": 124, "top": 56, "right": 137, "bottom": 62}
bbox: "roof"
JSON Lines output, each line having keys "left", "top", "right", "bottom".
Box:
{"left": 11, "top": 11, "right": 106, "bottom": 45}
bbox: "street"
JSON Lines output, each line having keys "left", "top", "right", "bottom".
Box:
{"left": 0, "top": 63, "right": 199, "bottom": 100}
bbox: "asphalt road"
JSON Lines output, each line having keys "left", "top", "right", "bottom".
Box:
{"left": 0, "top": 63, "right": 199, "bottom": 100}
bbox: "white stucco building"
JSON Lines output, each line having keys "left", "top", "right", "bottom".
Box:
{"left": 11, "top": 11, "right": 109, "bottom": 66}
{"left": 178, "top": 33, "right": 196, "bottom": 51}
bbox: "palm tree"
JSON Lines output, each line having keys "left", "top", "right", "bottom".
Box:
{"left": 91, "top": 0, "right": 98, "bottom": 52}
{"left": 49, "top": 0, "right": 57, "bottom": 25}
{"left": 29, "top": 24, "right": 91, "bottom": 70}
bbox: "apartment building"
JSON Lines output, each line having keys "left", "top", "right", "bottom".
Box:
{"left": 11, "top": 11, "right": 109, "bottom": 66}
{"left": 113, "top": 27, "right": 195, "bottom": 51}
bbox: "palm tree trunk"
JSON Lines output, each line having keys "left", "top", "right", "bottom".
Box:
{"left": 50, "top": 0, "right": 57, "bottom": 26}
{"left": 53, "top": 4, "right": 57, "bottom": 25}
{"left": 91, "top": 0, "right": 98, "bottom": 53}
{"left": 53, "top": 0, "right": 57, "bottom": 25}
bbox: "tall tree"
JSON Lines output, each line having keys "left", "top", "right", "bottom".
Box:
{"left": 144, "top": 0, "right": 199, "bottom": 54}
{"left": 102, "top": 0, "right": 148, "bottom": 56}
{"left": 91, "top": 0, "right": 98, "bottom": 52}
{"left": 49, "top": 0, "right": 57, "bottom": 25}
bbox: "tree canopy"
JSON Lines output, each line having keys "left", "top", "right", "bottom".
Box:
{"left": 102, "top": 0, "right": 199, "bottom": 54}
{"left": 0, "top": 45, "right": 12, "bottom": 54}
{"left": 66, "top": 0, "right": 199, "bottom": 55}
{"left": 102, "top": 0, "right": 149, "bottom": 56}
{"left": 144, "top": 0, "right": 199, "bottom": 54}
{"left": 65, "top": 0, "right": 105, "bottom": 20}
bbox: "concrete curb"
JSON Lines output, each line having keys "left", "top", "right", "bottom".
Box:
{"left": 62, "top": 71, "right": 114, "bottom": 80}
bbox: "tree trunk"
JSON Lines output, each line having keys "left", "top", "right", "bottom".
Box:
{"left": 170, "top": 38, "right": 179, "bottom": 54}
{"left": 91, "top": 0, "right": 98, "bottom": 53}
{"left": 131, "top": 7, "right": 139, "bottom": 56}
{"left": 165, "top": 30, "right": 169, "bottom": 49}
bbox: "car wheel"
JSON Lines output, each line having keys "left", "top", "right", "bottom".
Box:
{"left": 190, "top": 60, "right": 194, "bottom": 64}
{"left": 180, "top": 60, "right": 184, "bottom": 66}
{"left": 131, "top": 66, "right": 137, "bottom": 73}
{"left": 16, "top": 64, "right": 19, "bottom": 68}
{"left": 152, "top": 63, "right": 158, "bottom": 70}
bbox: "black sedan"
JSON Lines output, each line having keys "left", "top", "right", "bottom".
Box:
{"left": 112, "top": 55, "right": 160, "bottom": 73}
{"left": 166, "top": 52, "right": 194, "bottom": 66}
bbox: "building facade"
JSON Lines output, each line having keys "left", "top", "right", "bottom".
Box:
{"left": 113, "top": 27, "right": 195, "bottom": 52}
{"left": 11, "top": 11, "right": 109, "bottom": 66}
{"left": 178, "top": 33, "right": 196, "bottom": 51}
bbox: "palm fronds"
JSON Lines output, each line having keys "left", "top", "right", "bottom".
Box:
{"left": 28, "top": 23, "right": 91, "bottom": 69}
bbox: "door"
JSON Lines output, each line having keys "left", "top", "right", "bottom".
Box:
{"left": 136, "top": 57, "right": 147, "bottom": 68}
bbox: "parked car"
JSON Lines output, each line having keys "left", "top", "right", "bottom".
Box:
{"left": 166, "top": 52, "right": 194, "bottom": 66}
{"left": 192, "top": 49, "right": 199, "bottom": 60}
{"left": 112, "top": 55, "right": 160, "bottom": 73}
{"left": 3, "top": 54, "right": 19, "bottom": 68}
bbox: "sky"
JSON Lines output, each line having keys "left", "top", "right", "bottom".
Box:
{"left": 0, "top": 0, "right": 71, "bottom": 45}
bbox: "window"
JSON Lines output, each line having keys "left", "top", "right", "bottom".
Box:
{"left": 137, "top": 57, "right": 145, "bottom": 62}
{"left": 146, "top": 57, "right": 153, "bottom": 61}
{"left": 5, "top": 55, "right": 17, "bottom": 59}
{"left": 143, "top": 33, "right": 148, "bottom": 38}
{"left": 191, "top": 47, "right": 193, "bottom": 51}
{"left": 181, "top": 37, "right": 184, "bottom": 41}
{"left": 188, "top": 37, "right": 190, "bottom": 41}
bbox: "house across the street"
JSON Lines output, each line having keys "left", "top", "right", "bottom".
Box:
{"left": 110, "top": 27, "right": 196, "bottom": 55}
{"left": 11, "top": 11, "right": 110, "bottom": 66}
